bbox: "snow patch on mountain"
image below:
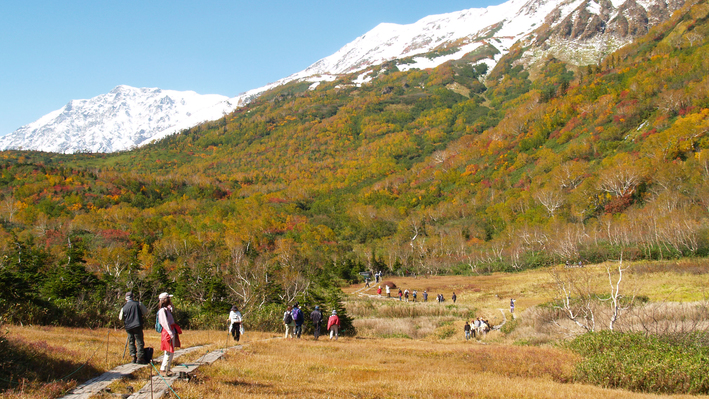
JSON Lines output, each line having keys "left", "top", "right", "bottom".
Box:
{"left": 0, "top": 85, "right": 242, "bottom": 154}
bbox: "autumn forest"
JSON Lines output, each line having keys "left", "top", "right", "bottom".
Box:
{"left": 1, "top": 0, "right": 709, "bottom": 332}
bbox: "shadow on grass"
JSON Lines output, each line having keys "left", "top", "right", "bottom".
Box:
{"left": 225, "top": 379, "right": 273, "bottom": 389}
{"left": 0, "top": 334, "right": 102, "bottom": 392}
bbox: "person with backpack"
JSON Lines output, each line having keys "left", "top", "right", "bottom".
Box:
{"left": 310, "top": 305, "right": 323, "bottom": 340}
{"left": 283, "top": 305, "right": 295, "bottom": 339}
{"left": 327, "top": 310, "right": 340, "bottom": 340}
{"left": 452, "top": 292, "right": 457, "bottom": 303}
{"left": 292, "top": 303, "right": 304, "bottom": 339}
{"left": 386, "top": 284, "right": 391, "bottom": 298}
{"left": 157, "top": 292, "right": 181, "bottom": 377}
{"left": 119, "top": 291, "right": 148, "bottom": 364}
{"left": 227, "top": 305, "right": 243, "bottom": 342}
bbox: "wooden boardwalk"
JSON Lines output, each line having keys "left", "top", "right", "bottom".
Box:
{"left": 60, "top": 345, "right": 207, "bottom": 399}
{"left": 127, "top": 346, "right": 238, "bottom": 399}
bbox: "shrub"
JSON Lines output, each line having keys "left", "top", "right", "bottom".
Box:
{"left": 568, "top": 331, "right": 709, "bottom": 394}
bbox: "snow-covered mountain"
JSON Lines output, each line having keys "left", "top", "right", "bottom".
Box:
{"left": 1, "top": 0, "right": 684, "bottom": 154}
{"left": 0, "top": 86, "right": 244, "bottom": 154}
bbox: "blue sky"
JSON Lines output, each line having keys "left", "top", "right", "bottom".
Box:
{"left": 0, "top": 0, "right": 498, "bottom": 136}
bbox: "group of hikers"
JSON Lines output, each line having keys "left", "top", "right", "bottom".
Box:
{"left": 463, "top": 317, "right": 492, "bottom": 340}
{"left": 282, "top": 303, "right": 341, "bottom": 340}
{"left": 374, "top": 285, "right": 460, "bottom": 305}
{"left": 119, "top": 291, "right": 182, "bottom": 377}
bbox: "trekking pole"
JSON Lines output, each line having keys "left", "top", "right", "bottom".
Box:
{"left": 122, "top": 335, "right": 129, "bottom": 359}
{"left": 105, "top": 330, "right": 110, "bottom": 368}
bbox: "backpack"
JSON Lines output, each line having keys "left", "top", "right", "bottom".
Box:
{"left": 284, "top": 311, "right": 293, "bottom": 324}
{"left": 293, "top": 308, "right": 303, "bottom": 323}
{"left": 155, "top": 311, "right": 163, "bottom": 333}
{"left": 143, "top": 347, "right": 154, "bottom": 363}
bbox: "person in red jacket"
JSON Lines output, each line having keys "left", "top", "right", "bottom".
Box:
{"left": 157, "top": 292, "right": 181, "bottom": 376}
{"left": 327, "top": 310, "right": 340, "bottom": 340}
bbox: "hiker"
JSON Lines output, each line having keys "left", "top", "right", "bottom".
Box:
{"left": 227, "top": 305, "right": 243, "bottom": 342}
{"left": 283, "top": 305, "right": 295, "bottom": 339}
{"left": 365, "top": 277, "right": 370, "bottom": 287}
{"left": 473, "top": 317, "right": 481, "bottom": 337}
{"left": 398, "top": 288, "right": 403, "bottom": 301}
{"left": 119, "top": 291, "right": 148, "bottom": 364}
{"left": 310, "top": 305, "right": 323, "bottom": 340}
{"left": 327, "top": 310, "right": 341, "bottom": 340}
{"left": 464, "top": 321, "right": 471, "bottom": 340}
{"left": 377, "top": 286, "right": 382, "bottom": 296}
{"left": 386, "top": 284, "right": 391, "bottom": 298}
{"left": 413, "top": 290, "right": 417, "bottom": 302}
{"left": 292, "top": 303, "right": 304, "bottom": 338}
{"left": 510, "top": 298, "right": 515, "bottom": 314}
{"left": 157, "top": 292, "right": 181, "bottom": 377}
{"left": 423, "top": 290, "right": 428, "bottom": 302}
{"left": 452, "top": 292, "right": 457, "bottom": 303}
{"left": 404, "top": 289, "right": 409, "bottom": 302}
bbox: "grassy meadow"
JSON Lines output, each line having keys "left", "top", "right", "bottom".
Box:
{"left": 2, "top": 259, "right": 709, "bottom": 398}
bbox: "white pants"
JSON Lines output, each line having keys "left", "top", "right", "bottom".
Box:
{"left": 161, "top": 350, "right": 174, "bottom": 372}
{"left": 285, "top": 324, "right": 294, "bottom": 338}
{"left": 329, "top": 325, "right": 339, "bottom": 340}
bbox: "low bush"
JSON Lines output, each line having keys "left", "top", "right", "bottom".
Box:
{"left": 568, "top": 331, "right": 709, "bottom": 395}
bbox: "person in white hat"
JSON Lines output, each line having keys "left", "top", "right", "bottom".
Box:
{"left": 157, "top": 292, "right": 180, "bottom": 376}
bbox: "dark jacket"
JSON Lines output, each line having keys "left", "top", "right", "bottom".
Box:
{"left": 310, "top": 310, "right": 323, "bottom": 324}
{"left": 122, "top": 300, "right": 145, "bottom": 330}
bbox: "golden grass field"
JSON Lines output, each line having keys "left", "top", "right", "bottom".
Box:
{"left": 2, "top": 259, "right": 708, "bottom": 398}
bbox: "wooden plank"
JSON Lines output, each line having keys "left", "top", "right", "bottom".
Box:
{"left": 127, "top": 348, "right": 234, "bottom": 399}
{"left": 59, "top": 345, "right": 206, "bottom": 399}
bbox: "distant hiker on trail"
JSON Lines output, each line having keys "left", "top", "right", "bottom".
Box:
{"left": 377, "top": 286, "right": 382, "bottom": 296}
{"left": 327, "top": 310, "right": 341, "bottom": 340}
{"left": 119, "top": 291, "right": 148, "bottom": 364}
{"left": 423, "top": 290, "right": 428, "bottom": 302}
{"left": 157, "top": 292, "right": 181, "bottom": 377}
{"left": 452, "top": 292, "right": 457, "bottom": 303}
{"left": 227, "top": 305, "right": 243, "bottom": 342}
{"left": 292, "top": 303, "right": 305, "bottom": 339}
{"left": 510, "top": 298, "right": 516, "bottom": 314}
{"left": 283, "top": 305, "right": 295, "bottom": 339}
{"left": 386, "top": 285, "right": 391, "bottom": 298}
{"left": 404, "top": 289, "right": 409, "bottom": 302}
{"left": 365, "top": 277, "right": 370, "bottom": 288}
{"left": 413, "top": 290, "right": 417, "bottom": 302}
{"left": 464, "top": 321, "right": 471, "bottom": 340}
{"left": 398, "top": 288, "right": 403, "bottom": 301}
{"left": 310, "top": 305, "right": 323, "bottom": 340}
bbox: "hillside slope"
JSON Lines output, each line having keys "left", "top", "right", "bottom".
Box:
{"left": 0, "top": 0, "right": 684, "bottom": 153}
{"left": 0, "top": 0, "right": 707, "bottom": 344}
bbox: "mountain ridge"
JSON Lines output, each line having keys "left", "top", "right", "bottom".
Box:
{"left": 1, "top": 0, "right": 684, "bottom": 154}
